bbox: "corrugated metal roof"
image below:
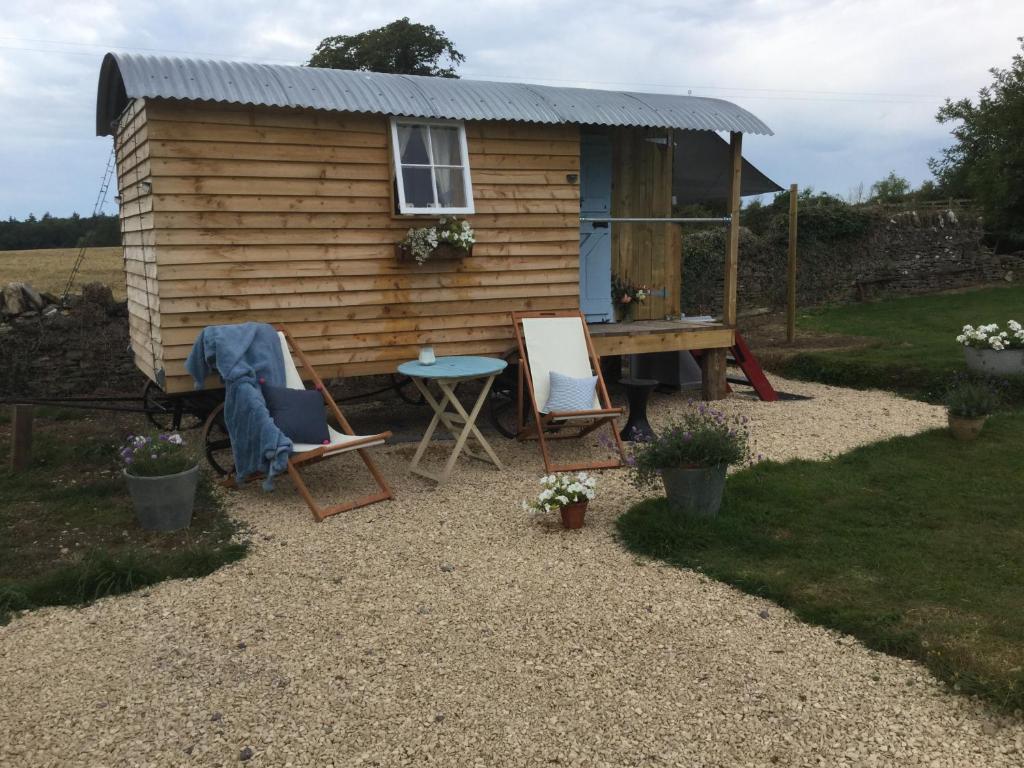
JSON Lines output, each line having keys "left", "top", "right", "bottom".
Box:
{"left": 96, "top": 52, "right": 773, "bottom": 137}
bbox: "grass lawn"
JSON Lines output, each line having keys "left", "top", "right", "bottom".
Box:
{"left": 617, "top": 411, "right": 1024, "bottom": 712}
{"left": 0, "top": 246, "right": 125, "bottom": 298}
{"left": 0, "top": 410, "right": 245, "bottom": 624}
{"left": 777, "top": 285, "right": 1024, "bottom": 401}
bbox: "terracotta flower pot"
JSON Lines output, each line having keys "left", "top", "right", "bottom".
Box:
{"left": 559, "top": 500, "right": 588, "bottom": 529}
{"left": 948, "top": 413, "right": 987, "bottom": 442}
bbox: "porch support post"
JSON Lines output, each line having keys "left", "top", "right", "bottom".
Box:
{"left": 723, "top": 131, "right": 742, "bottom": 326}
{"left": 701, "top": 351, "right": 728, "bottom": 401}
{"left": 703, "top": 131, "right": 743, "bottom": 401}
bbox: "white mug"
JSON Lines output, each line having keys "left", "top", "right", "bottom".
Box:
{"left": 418, "top": 346, "right": 436, "bottom": 365}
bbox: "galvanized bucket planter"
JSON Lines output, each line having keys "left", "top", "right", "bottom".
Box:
{"left": 661, "top": 465, "right": 728, "bottom": 518}
{"left": 964, "top": 347, "right": 1024, "bottom": 377}
{"left": 123, "top": 465, "right": 199, "bottom": 531}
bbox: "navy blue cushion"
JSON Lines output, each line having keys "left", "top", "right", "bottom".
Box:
{"left": 261, "top": 383, "right": 329, "bottom": 445}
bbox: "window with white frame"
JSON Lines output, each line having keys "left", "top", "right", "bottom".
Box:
{"left": 390, "top": 118, "right": 474, "bottom": 215}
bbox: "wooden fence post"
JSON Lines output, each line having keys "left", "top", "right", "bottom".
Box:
{"left": 786, "top": 183, "right": 799, "bottom": 344}
{"left": 11, "top": 405, "right": 34, "bottom": 472}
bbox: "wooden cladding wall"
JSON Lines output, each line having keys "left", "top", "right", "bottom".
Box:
{"left": 134, "top": 100, "right": 581, "bottom": 392}
{"left": 610, "top": 127, "right": 680, "bottom": 320}
{"left": 115, "top": 99, "right": 162, "bottom": 383}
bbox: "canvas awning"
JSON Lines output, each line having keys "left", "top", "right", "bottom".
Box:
{"left": 673, "top": 130, "right": 782, "bottom": 203}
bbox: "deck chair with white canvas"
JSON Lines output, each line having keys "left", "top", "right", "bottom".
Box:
{"left": 274, "top": 325, "right": 393, "bottom": 521}
{"left": 511, "top": 310, "right": 627, "bottom": 473}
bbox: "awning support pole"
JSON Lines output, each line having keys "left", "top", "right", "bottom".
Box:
{"left": 786, "top": 183, "right": 799, "bottom": 344}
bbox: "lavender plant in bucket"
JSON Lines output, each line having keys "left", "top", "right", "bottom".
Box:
{"left": 629, "top": 404, "right": 753, "bottom": 518}
{"left": 120, "top": 432, "right": 199, "bottom": 531}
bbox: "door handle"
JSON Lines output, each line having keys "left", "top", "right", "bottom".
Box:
{"left": 592, "top": 221, "right": 609, "bottom": 228}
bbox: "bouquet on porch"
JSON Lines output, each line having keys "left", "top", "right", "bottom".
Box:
{"left": 611, "top": 274, "right": 649, "bottom": 322}
{"left": 399, "top": 217, "right": 476, "bottom": 265}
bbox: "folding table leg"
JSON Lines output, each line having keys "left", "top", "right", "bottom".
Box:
{"left": 437, "top": 377, "right": 503, "bottom": 470}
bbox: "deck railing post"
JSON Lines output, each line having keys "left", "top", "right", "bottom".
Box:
{"left": 11, "top": 404, "right": 34, "bottom": 472}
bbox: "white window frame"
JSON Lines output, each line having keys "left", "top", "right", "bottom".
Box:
{"left": 389, "top": 117, "right": 475, "bottom": 215}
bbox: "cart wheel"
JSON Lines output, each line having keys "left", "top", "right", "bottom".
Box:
{"left": 488, "top": 364, "right": 520, "bottom": 439}
{"left": 143, "top": 380, "right": 202, "bottom": 431}
{"left": 391, "top": 373, "right": 425, "bottom": 405}
{"left": 202, "top": 403, "right": 236, "bottom": 477}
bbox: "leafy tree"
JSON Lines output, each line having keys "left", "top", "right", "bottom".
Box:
{"left": 929, "top": 38, "right": 1024, "bottom": 249}
{"left": 869, "top": 171, "right": 911, "bottom": 203}
{"left": 308, "top": 17, "right": 465, "bottom": 77}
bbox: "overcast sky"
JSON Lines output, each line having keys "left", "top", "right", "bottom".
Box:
{"left": 0, "top": 0, "right": 1020, "bottom": 219}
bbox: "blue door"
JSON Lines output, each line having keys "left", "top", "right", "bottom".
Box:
{"left": 579, "top": 133, "right": 613, "bottom": 323}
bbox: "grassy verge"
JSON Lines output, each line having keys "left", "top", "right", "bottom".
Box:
{"left": 775, "top": 285, "right": 1024, "bottom": 402}
{"left": 0, "top": 411, "right": 246, "bottom": 624}
{"left": 617, "top": 412, "right": 1024, "bottom": 713}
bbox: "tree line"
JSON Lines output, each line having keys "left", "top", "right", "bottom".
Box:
{"left": 0, "top": 213, "right": 120, "bottom": 251}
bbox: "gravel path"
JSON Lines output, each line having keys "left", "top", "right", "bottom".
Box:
{"left": 2, "top": 377, "right": 1022, "bottom": 767}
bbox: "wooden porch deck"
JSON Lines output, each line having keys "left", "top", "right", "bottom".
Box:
{"left": 588, "top": 319, "right": 734, "bottom": 357}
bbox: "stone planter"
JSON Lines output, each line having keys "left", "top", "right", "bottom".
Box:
{"left": 661, "top": 464, "right": 728, "bottom": 518}
{"left": 948, "top": 413, "right": 987, "bottom": 442}
{"left": 124, "top": 465, "right": 199, "bottom": 531}
{"left": 964, "top": 347, "right": 1024, "bottom": 377}
{"left": 559, "top": 500, "right": 588, "bottom": 530}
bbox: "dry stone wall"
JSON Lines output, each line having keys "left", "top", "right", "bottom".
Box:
{"left": 0, "top": 283, "right": 143, "bottom": 398}
{"left": 681, "top": 207, "right": 1024, "bottom": 315}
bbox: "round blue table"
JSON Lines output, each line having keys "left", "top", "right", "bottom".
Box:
{"left": 397, "top": 355, "right": 508, "bottom": 484}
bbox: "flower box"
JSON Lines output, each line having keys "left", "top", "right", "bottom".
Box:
{"left": 395, "top": 242, "right": 472, "bottom": 264}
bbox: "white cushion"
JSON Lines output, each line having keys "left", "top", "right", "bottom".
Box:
{"left": 543, "top": 371, "right": 598, "bottom": 414}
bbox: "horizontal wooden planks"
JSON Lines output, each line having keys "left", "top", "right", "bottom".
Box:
{"left": 591, "top": 327, "right": 734, "bottom": 356}
{"left": 155, "top": 241, "right": 577, "bottom": 265}
{"left": 159, "top": 281, "right": 578, "bottom": 313}
{"left": 117, "top": 100, "right": 165, "bottom": 381}
{"left": 133, "top": 99, "right": 583, "bottom": 385}
{"left": 157, "top": 294, "right": 573, "bottom": 330}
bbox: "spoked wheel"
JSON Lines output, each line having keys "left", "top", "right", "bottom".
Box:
{"left": 488, "top": 362, "right": 520, "bottom": 439}
{"left": 391, "top": 373, "right": 426, "bottom": 405}
{"left": 143, "top": 380, "right": 203, "bottom": 431}
{"left": 202, "top": 403, "right": 236, "bottom": 477}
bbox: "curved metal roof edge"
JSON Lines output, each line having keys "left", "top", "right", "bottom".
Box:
{"left": 96, "top": 52, "right": 773, "bottom": 137}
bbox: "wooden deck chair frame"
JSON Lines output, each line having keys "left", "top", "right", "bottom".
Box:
{"left": 511, "top": 310, "right": 626, "bottom": 473}
{"left": 275, "top": 325, "right": 393, "bottom": 522}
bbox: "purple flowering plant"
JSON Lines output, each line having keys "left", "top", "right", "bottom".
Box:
{"left": 629, "top": 402, "right": 753, "bottom": 488}
{"left": 119, "top": 431, "right": 195, "bottom": 478}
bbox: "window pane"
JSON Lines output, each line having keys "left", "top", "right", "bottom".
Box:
{"left": 435, "top": 167, "right": 467, "bottom": 208}
{"left": 397, "top": 124, "right": 430, "bottom": 164}
{"left": 430, "top": 126, "right": 461, "bottom": 165}
{"left": 401, "top": 166, "right": 435, "bottom": 208}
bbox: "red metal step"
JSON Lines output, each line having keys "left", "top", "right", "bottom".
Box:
{"left": 729, "top": 331, "right": 779, "bottom": 401}
{"left": 689, "top": 331, "right": 779, "bottom": 402}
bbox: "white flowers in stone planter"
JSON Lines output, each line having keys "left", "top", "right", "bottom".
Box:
{"left": 956, "top": 321, "right": 1024, "bottom": 351}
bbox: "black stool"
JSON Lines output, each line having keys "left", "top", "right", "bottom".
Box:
{"left": 619, "top": 377, "right": 659, "bottom": 441}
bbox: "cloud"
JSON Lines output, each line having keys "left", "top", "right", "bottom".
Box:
{"left": 0, "top": 0, "right": 1018, "bottom": 217}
